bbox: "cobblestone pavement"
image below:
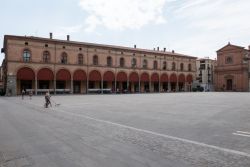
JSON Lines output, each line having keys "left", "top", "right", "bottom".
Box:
{"left": 0, "top": 93, "right": 250, "bottom": 167}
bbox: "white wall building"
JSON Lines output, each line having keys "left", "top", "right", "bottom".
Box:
{"left": 196, "top": 58, "right": 216, "bottom": 91}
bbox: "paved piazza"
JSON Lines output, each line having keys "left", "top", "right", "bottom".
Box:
{"left": 0, "top": 93, "right": 250, "bottom": 167}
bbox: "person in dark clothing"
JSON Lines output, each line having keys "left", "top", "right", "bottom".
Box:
{"left": 44, "top": 91, "right": 51, "bottom": 108}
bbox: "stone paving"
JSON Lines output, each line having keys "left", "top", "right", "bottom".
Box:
{"left": 0, "top": 92, "right": 250, "bottom": 167}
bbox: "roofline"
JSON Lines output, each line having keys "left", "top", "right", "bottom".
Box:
{"left": 216, "top": 43, "right": 246, "bottom": 52}
{"left": 3, "top": 35, "right": 197, "bottom": 59}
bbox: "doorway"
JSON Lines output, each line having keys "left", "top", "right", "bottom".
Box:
{"left": 226, "top": 79, "right": 233, "bottom": 91}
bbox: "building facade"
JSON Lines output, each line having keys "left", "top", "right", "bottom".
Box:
{"left": 196, "top": 58, "right": 216, "bottom": 91}
{"left": 214, "top": 43, "right": 250, "bottom": 92}
{"left": 2, "top": 35, "right": 196, "bottom": 95}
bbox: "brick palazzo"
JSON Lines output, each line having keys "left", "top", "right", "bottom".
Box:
{"left": 1, "top": 34, "right": 196, "bottom": 95}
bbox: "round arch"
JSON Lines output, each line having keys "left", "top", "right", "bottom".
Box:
{"left": 129, "top": 72, "right": 139, "bottom": 82}
{"left": 151, "top": 73, "right": 159, "bottom": 82}
{"left": 116, "top": 71, "right": 127, "bottom": 82}
{"left": 160, "top": 73, "right": 168, "bottom": 82}
{"left": 73, "top": 69, "right": 87, "bottom": 81}
{"left": 178, "top": 74, "right": 185, "bottom": 83}
{"left": 140, "top": 72, "right": 149, "bottom": 82}
{"left": 186, "top": 74, "right": 193, "bottom": 83}
{"left": 56, "top": 69, "right": 71, "bottom": 80}
{"left": 103, "top": 71, "right": 115, "bottom": 81}
{"left": 89, "top": 70, "right": 101, "bottom": 81}
{"left": 170, "top": 73, "right": 177, "bottom": 82}
{"left": 17, "top": 67, "right": 35, "bottom": 80}
{"left": 37, "top": 68, "right": 54, "bottom": 80}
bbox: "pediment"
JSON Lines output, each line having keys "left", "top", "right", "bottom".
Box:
{"left": 217, "top": 43, "right": 244, "bottom": 52}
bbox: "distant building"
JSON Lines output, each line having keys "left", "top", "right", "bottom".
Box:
{"left": 214, "top": 43, "right": 250, "bottom": 92}
{"left": 2, "top": 34, "right": 196, "bottom": 96}
{"left": 196, "top": 58, "right": 216, "bottom": 91}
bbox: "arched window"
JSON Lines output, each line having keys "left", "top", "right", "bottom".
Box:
{"left": 180, "top": 63, "right": 184, "bottom": 71}
{"left": 188, "top": 63, "right": 192, "bottom": 71}
{"left": 93, "top": 55, "right": 98, "bottom": 65}
{"left": 226, "top": 56, "right": 233, "bottom": 64}
{"left": 78, "top": 54, "right": 83, "bottom": 65}
{"left": 107, "top": 56, "right": 112, "bottom": 67}
{"left": 23, "top": 49, "right": 31, "bottom": 62}
{"left": 43, "top": 51, "right": 50, "bottom": 63}
{"left": 143, "top": 59, "right": 148, "bottom": 69}
{"left": 163, "top": 61, "right": 167, "bottom": 70}
{"left": 120, "top": 57, "right": 125, "bottom": 67}
{"left": 172, "top": 62, "right": 176, "bottom": 70}
{"left": 131, "top": 58, "right": 137, "bottom": 68}
{"left": 153, "top": 60, "right": 158, "bottom": 70}
{"left": 61, "top": 52, "right": 67, "bottom": 64}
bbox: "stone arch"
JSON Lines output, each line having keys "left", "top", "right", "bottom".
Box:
{"left": 73, "top": 69, "right": 87, "bottom": 81}
{"left": 17, "top": 67, "right": 35, "bottom": 80}
{"left": 37, "top": 68, "right": 54, "bottom": 80}
{"left": 103, "top": 71, "right": 115, "bottom": 81}
{"left": 151, "top": 73, "right": 159, "bottom": 82}
{"left": 170, "top": 73, "right": 177, "bottom": 82}
{"left": 186, "top": 74, "right": 193, "bottom": 83}
{"left": 117, "top": 71, "right": 128, "bottom": 82}
{"left": 178, "top": 73, "right": 185, "bottom": 83}
{"left": 56, "top": 69, "right": 71, "bottom": 80}
{"left": 89, "top": 70, "right": 101, "bottom": 81}
{"left": 140, "top": 72, "right": 149, "bottom": 82}
{"left": 160, "top": 73, "right": 168, "bottom": 82}
{"left": 129, "top": 72, "right": 139, "bottom": 82}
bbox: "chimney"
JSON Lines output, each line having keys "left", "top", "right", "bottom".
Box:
{"left": 157, "top": 47, "right": 159, "bottom": 51}
{"left": 248, "top": 45, "right": 250, "bottom": 50}
{"left": 153, "top": 48, "right": 156, "bottom": 51}
{"left": 67, "top": 35, "right": 70, "bottom": 41}
{"left": 134, "top": 45, "right": 136, "bottom": 48}
{"left": 172, "top": 50, "right": 175, "bottom": 53}
{"left": 49, "top": 32, "right": 53, "bottom": 39}
{"left": 163, "top": 48, "right": 166, "bottom": 52}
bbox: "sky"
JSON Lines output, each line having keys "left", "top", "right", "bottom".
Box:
{"left": 1, "top": 0, "right": 250, "bottom": 64}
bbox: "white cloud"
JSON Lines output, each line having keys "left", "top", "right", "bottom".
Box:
{"left": 175, "top": 0, "right": 250, "bottom": 31}
{"left": 172, "top": 0, "right": 250, "bottom": 58}
{"left": 79, "top": 0, "right": 169, "bottom": 32}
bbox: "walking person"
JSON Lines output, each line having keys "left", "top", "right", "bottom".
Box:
{"left": 21, "top": 89, "right": 25, "bottom": 100}
{"left": 44, "top": 91, "right": 52, "bottom": 108}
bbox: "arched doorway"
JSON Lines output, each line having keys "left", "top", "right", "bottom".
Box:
{"left": 129, "top": 72, "right": 139, "bottom": 93}
{"left": 37, "top": 68, "right": 54, "bottom": 94}
{"left": 73, "top": 70, "right": 87, "bottom": 94}
{"left": 140, "top": 72, "right": 149, "bottom": 93}
{"left": 151, "top": 73, "right": 159, "bottom": 92}
{"left": 170, "top": 74, "right": 177, "bottom": 91}
{"left": 103, "top": 71, "right": 115, "bottom": 93}
{"left": 116, "top": 71, "right": 128, "bottom": 93}
{"left": 88, "top": 70, "right": 101, "bottom": 93}
{"left": 160, "top": 73, "right": 168, "bottom": 92}
{"left": 56, "top": 69, "right": 71, "bottom": 94}
{"left": 178, "top": 74, "right": 185, "bottom": 91}
{"left": 17, "top": 67, "right": 35, "bottom": 95}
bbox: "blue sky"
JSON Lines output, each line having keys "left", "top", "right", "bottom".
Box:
{"left": 1, "top": 0, "right": 250, "bottom": 64}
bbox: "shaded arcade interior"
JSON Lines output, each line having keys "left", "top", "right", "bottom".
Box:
{"left": 16, "top": 67, "right": 193, "bottom": 95}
